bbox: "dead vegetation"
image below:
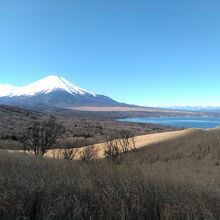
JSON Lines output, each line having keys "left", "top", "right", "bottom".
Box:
{"left": 0, "top": 126, "right": 220, "bottom": 219}
{"left": 22, "top": 117, "right": 65, "bottom": 156}
{"left": 104, "top": 131, "right": 137, "bottom": 164}
{"left": 0, "top": 105, "right": 179, "bottom": 150}
{"left": 0, "top": 106, "right": 219, "bottom": 219}
{"left": 79, "top": 144, "right": 98, "bottom": 162}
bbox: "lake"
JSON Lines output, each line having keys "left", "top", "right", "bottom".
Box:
{"left": 117, "top": 116, "right": 220, "bottom": 129}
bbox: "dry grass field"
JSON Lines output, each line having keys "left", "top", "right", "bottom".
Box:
{"left": 70, "top": 106, "right": 192, "bottom": 113}
{"left": 43, "top": 129, "right": 194, "bottom": 158}
{"left": 1, "top": 126, "right": 220, "bottom": 219}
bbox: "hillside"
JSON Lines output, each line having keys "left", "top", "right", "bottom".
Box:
{"left": 1, "top": 127, "right": 219, "bottom": 219}
{"left": 0, "top": 105, "right": 179, "bottom": 150}
{"left": 0, "top": 105, "right": 46, "bottom": 149}
{"left": 129, "top": 127, "right": 220, "bottom": 165}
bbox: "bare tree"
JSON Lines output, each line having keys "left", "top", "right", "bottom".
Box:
{"left": 60, "top": 138, "right": 85, "bottom": 160}
{"left": 119, "top": 130, "right": 136, "bottom": 153}
{"left": 118, "top": 138, "right": 130, "bottom": 154}
{"left": 104, "top": 139, "right": 122, "bottom": 164}
{"left": 79, "top": 144, "right": 98, "bottom": 162}
{"left": 104, "top": 131, "right": 137, "bottom": 164}
{"left": 61, "top": 141, "right": 77, "bottom": 160}
{"left": 63, "top": 148, "right": 78, "bottom": 160}
{"left": 22, "top": 117, "right": 65, "bottom": 156}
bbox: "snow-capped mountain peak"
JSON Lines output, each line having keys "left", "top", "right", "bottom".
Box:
{"left": 0, "top": 75, "right": 96, "bottom": 97}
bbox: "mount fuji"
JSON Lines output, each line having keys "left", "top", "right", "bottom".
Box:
{"left": 0, "top": 75, "right": 123, "bottom": 108}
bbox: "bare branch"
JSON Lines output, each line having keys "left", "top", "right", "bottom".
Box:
{"left": 22, "top": 117, "right": 65, "bottom": 156}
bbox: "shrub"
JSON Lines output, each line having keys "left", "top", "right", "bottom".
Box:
{"left": 79, "top": 144, "right": 98, "bottom": 162}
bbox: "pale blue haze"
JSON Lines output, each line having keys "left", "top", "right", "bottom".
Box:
{"left": 0, "top": 0, "right": 220, "bottom": 106}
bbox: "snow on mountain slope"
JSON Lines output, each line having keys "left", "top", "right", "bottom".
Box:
{"left": 0, "top": 75, "right": 96, "bottom": 97}
{"left": 0, "top": 84, "right": 17, "bottom": 97}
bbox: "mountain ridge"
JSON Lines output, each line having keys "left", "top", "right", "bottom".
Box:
{"left": 162, "top": 106, "right": 220, "bottom": 113}
{"left": 0, "top": 75, "right": 127, "bottom": 108}
{"left": 0, "top": 75, "right": 95, "bottom": 97}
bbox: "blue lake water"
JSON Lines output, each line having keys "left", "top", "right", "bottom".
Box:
{"left": 117, "top": 116, "right": 220, "bottom": 129}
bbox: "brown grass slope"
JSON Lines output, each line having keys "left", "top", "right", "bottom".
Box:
{"left": 125, "top": 128, "right": 220, "bottom": 193}
{"left": 44, "top": 129, "right": 192, "bottom": 159}
{"left": 0, "top": 128, "right": 220, "bottom": 219}
{"left": 131, "top": 127, "right": 220, "bottom": 164}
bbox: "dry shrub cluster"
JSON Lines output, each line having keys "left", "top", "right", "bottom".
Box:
{"left": 104, "top": 131, "right": 136, "bottom": 164}
{"left": 0, "top": 148, "right": 219, "bottom": 220}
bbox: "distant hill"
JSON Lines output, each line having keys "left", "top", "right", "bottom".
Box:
{"left": 162, "top": 106, "right": 220, "bottom": 113}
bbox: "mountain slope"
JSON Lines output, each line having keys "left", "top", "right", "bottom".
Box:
{"left": 0, "top": 75, "right": 125, "bottom": 108}
{"left": 0, "top": 75, "right": 95, "bottom": 97}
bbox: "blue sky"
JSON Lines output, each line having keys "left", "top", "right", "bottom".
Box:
{"left": 0, "top": 0, "right": 220, "bottom": 106}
